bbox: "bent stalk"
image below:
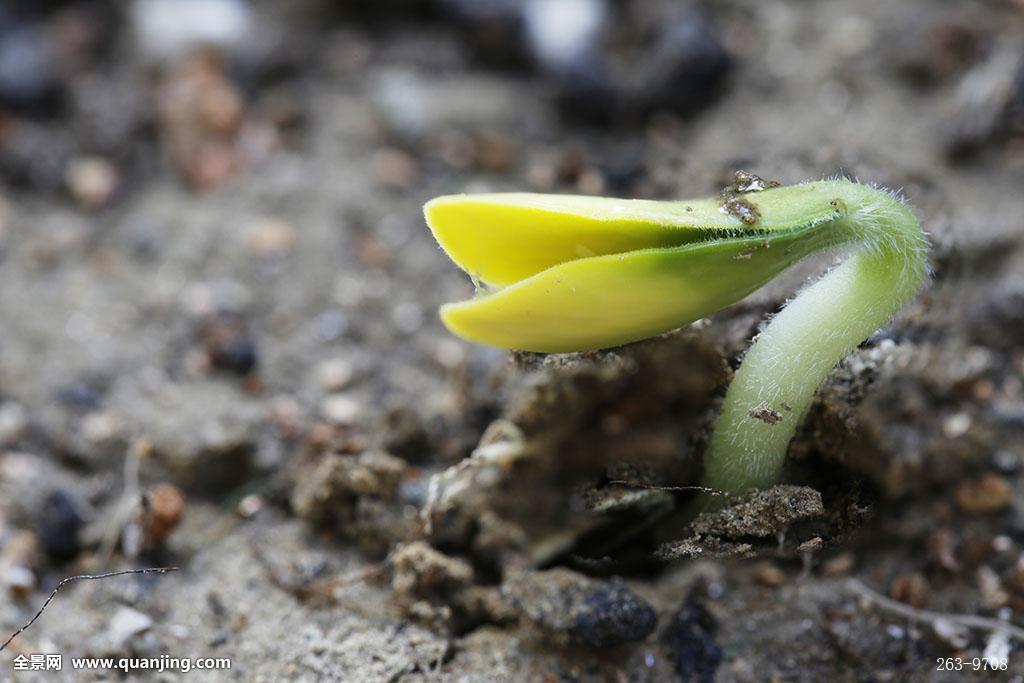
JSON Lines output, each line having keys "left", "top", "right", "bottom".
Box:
{"left": 701, "top": 181, "right": 929, "bottom": 499}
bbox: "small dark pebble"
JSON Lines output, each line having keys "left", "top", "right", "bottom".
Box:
{"left": 438, "top": 0, "right": 529, "bottom": 69}
{"left": 0, "top": 19, "right": 62, "bottom": 115}
{"left": 199, "top": 314, "right": 259, "bottom": 376}
{"left": 38, "top": 489, "right": 85, "bottom": 562}
{"left": 636, "top": 13, "right": 732, "bottom": 118}
{"left": 53, "top": 380, "right": 104, "bottom": 410}
{"left": 554, "top": 55, "right": 617, "bottom": 125}
{"left": 574, "top": 579, "right": 658, "bottom": 648}
{"left": 600, "top": 147, "right": 646, "bottom": 193}
{"left": 663, "top": 593, "right": 723, "bottom": 683}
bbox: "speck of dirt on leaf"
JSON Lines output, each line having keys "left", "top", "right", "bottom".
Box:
{"left": 720, "top": 196, "right": 761, "bottom": 225}
{"left": 748, "top": 404, "right": 784, "bottom": 425}
{"left": 718, "top": 170, "right": 782, "bottom": 225}
{"left": 728, "top": 170, "right": 781, "bottom": 194}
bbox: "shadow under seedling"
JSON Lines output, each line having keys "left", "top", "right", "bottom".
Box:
{"left": 424, "top": 173, "right": 929, "bottom": 505}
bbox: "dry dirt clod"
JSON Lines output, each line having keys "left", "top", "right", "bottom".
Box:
{"left": 659, "top": 486, "right": 828, "bottom": 560}
{"left": 291, "top": 450, "right": 407, "bottom": 527}
{"left": 391, "top": 541, "right": 473, "bottom": 601}
{"left": 691, "top": 486, "right": 824, "bottom": 539}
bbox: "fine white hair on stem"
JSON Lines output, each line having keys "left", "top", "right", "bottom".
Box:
{"left": 700, "top": 179, "right": 929, "bottom": 502}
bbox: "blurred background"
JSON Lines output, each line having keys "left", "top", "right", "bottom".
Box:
{"left": 0, "top": 0, "right": 1023, "bottom": 680}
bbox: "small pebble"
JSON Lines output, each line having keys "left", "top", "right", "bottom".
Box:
{"left": 928, "top": 528, "right": 961, "bottom": 573}
{"left": 3, "top": 565, "right": 36, "bottom": 598}
{"left": 237, "top": 494, "right": 264, "bottom": 518}
{"left": 0, "top": 402, "right": 28, "bottom": 446}
{"left": 245, "top": 218, "right": 296, "bottom": 258}
{"left": 977, "top": 565, "right": 1009, "bottom": 609}
{"left": 942, "top": 412, "right": 972, "bottom": 439}
{"left": 753, "top": 562, "right": 786, "bottom": 587}
{"left": 131, "top": 0, "right": 251, "bottom": 62}
{"left": 81, "top": 411, "right": 125, "bottom": 443}
{"left": 320, "top": 394, "right": 362, "bottom": 426}
{"left": 107, "top": 606, "right": 154, "bottom": 651}
{"left": 889, "top": 572, "right": 930, "bottom": 609}
{"left": 574, "top": 580, "right": 657, "bottom": 648}
{"left": 820, "top": 553, "right": 855, "bottom": 577}
{"left": 955, "top": 474, "right": 1013, "bottom": 514}
{"left": 143, "top": 483, "right": 186, "bottom": 546}
{"left": 65, "top": 156, "right": 119, "bottom": 210}
{"left": 198, "top": 314, "right": 258, "bottom": 376}
{"left": 370, "top": 148, "right": 419, "bottom": 190}
{"left": 933, "top": 618, "right": 970, "bottom": 649}
{"left": 317, "top": 359, "right": 354, "bottom": 393}
{"left": 38, "top": 489, "right": 85, "bottom": 563}
{"left": 524, "top": 0, "right": 606, "bottom": 72}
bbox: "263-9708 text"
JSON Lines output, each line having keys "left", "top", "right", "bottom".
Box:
{"left": 935, "top": 657, "right": 1009, "bottom": 672}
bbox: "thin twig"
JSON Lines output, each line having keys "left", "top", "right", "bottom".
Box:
{"left": 0, "top": 567, "right": 177, "bottom": 653}
{"left": 608, "top": 480, "right": 729, "bottom": 496}
{"left": 847, "top": 578, "right": 1024, "bottom": 642}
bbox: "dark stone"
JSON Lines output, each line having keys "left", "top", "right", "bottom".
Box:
{"left": 0, "top": 12, "right": 63, "bottom": 115}
{"left": 554, "top": 55, "right": 616, "bottom": 125}
{"left": 437, "top": 0, "right": 529, "bottom": 69}
{"left": 573, "top": 579, "right": 657, "bottom": 648}
{"left": 600, "top": 148, "right": 646, "bottom": 192}
{"left": 199, "top": 314, "right": 259, "bottom": 376}
{"left": 53, "top": 381, "right": 104, "bottom": 411}
{"left": 38, "top": 489, "right": 85, "bottom": 562}
{"left": 663, "top": 594, "right": 723, "bottom": 683}
{"left": 214, "top": 335, "right": 258, "bottom": 375}
{"left": 637, "top": 13, "right": 732, "bottom": 117}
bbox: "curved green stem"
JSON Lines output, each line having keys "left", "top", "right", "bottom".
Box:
{"left": 701, "top": 181, "right": 929, "bottom": 500}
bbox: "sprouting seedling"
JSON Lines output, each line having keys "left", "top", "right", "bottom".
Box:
{"left": 423, "top": 174, "right": 929, "bottom": 501}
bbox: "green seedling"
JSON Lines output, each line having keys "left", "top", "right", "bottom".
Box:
{"left": 424, "top": 174, "right": 929, "bottom": 499}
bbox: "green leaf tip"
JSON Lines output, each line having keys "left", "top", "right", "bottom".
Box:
{"left": 425, "top": 178, "right": 913, "bottom": 353}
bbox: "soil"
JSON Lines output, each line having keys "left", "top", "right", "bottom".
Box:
{"left": 1, "top": 0, "right": 1023, "bottom": 681}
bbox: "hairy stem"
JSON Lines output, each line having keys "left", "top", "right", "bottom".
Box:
{"left": 701, "top": 181, "right": 929, "bottom": 499}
